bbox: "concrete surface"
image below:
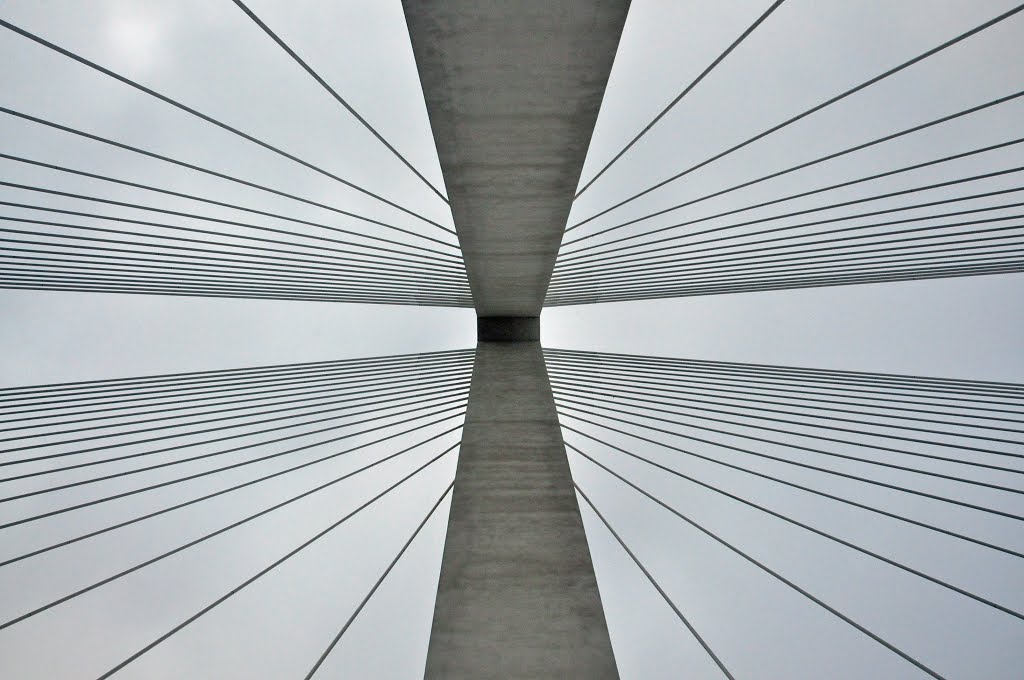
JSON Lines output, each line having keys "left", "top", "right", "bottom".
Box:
{"left": 403, "top": 4, "right": 629, "bottom": 675}
{"left": 424, "top": 342, "right": 618, "bottom": 679}
{"left": 403, "top": 1, "right": 630, "bottom": 316}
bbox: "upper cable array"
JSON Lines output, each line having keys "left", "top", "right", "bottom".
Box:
{"left": 0, "top": 349, "right": 471, "bottom": 677}
{"left": 551, "top": 3, "right": 1024, "bottom": 306}
{"left": 0, "top": 11, "right": 469, "bottom": 307}
{"left": 572, "top": 0, "right": 788, "bottom": 202}
{"left": 228, "top": 0, "right": 450, "bottom": 206}
{"left": 548, "top": 348, "right": 1024, "bottom": 679}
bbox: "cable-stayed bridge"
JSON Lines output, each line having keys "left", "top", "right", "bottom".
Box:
{"left": 1, "top": 2, "right": 1022, "bottom": 678}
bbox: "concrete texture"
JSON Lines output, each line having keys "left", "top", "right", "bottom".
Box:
{"left": 424, "top": 342, "right": 618, "bottom": 679}
{"left": 403, "top": 1, "right": 631, "bottom": 316}
{"left": 403, "top": 3, "right": 629, "bottom": 675}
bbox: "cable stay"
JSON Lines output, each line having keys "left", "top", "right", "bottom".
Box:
{"left": 0, "top": 19, "right": 453, "bottom": 235}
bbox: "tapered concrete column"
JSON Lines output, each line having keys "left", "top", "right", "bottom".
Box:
{"left": 424, "top": 342, "right": 617, "bottom": 679}
{"left": 403, "top": 1, "right": 630, "bottom": 317}
{"left": 405, "top": 2, "right": 628, "bottom": 674}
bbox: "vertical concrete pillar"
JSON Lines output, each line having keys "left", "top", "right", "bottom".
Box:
{"left": 425, "top": 341, "right": 617, "bottom": 679}
{"left": 404, "top": 2, "right": 629, "bottom": 673}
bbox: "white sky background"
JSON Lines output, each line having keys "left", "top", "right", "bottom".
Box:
{"left": 0, "top": 1, "right": 1022, "bottom": 678}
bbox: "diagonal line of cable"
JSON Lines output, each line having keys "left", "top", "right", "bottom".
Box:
{"left": 546, "top": 263, "right": 1024, "bottom": 307}
{"left": 4, "top": 441, "right": 458, "bottom": 680}
{"left": 0, "top": 399, "right": 468, "bottom": 531}
{"left": 0, "top": 236, "right": 466, "bottom": 281}
{"left": 565, "top": 419, "right": 1024, "bottom": 565}
{"left": 573, "top": 0, "right": 787, "bottom": 202}
{"left": 304, "top": 482, "right": 455, "bottom": 678}
{"left": 545, "top": 265, "right": 1024, "bottom": 306}
{"left": 0, "top": 264, "right": 472, "bottom": 298}
{"left": 547, "top": 349, "right": 1024, "bottom": 545}
{"left": 0, "top": 357, "right": 471, "bottom": 454}
{"left": 554, "top": 398, "right": 1024, "bottom": 521}
{"left": 546, "top": 348, "right": 1024, "bottom": 393}
{"left": 0, "top": 368, "right": 469, "bottom": 435}
{"left": 0, "top": 110, "right": 458, "bottom": 244}
{"left": 566, "top": 3, "right": 1024, "bottom": 233}
{"left": 0, "top": 352, "right": 474, "bottom": 410}
{"left": 559, "top": 165, "right": 1024, "bottom": 265}
{"left": 550, "top": 378, "right": 1024, "bottom": 453}
{"left": 0, "top": 350, "right": 472, "bottom": 570}
{"left": 573, "top": 461, "right": 945, "bottom": 679}
{"left": 545, "top": 366, "right": 1024, "bottom": 433}
{"left": 561, "top": 413, "right": 1023, "bottom": 561}
{"left": 545, "top": 356, "right": 1024, "bottom": 416}
{"left": 565, "top": 91, "right": 1024, "bottom": 244}
{"left": 0, "top": 182, "right": 460, "bottom": 258}
{"left": 545, "top": 349, "right": 1024, "bottom": 408}
{"left": 574, "top": 482, "right": 735, "bottom": 679}
{"left": 551, "top": 211, "right": 1024, "bottom": 280}
{"left": 547, "top": 216, "right": 1024, "bottom": 304}
{"left": 230, "top": 0, "right": 449, "bottom": 205}
{"left": 556, "top": 157, "right": 1024, "bottom": 281}
{"left": 551, "top": 245, "right": 1024, "bottom": 297}
{"left": 0, "top": 280, "right": 475, "bottom": 307}
{"left": 0, "top": 383, "right": 468, "bottom": 471}
{"left": 0, "top": 348, "right": 473, "bottom": 397}
{"left": 0, "top": 385, "right": 468, "bottom": 493}
{"left": 0, "top": 19, "right": 453, "bottom": 235}
{"left": 568, "top": 439, "right": 1023, "bottom": 621}
{"left": 0, "top": 202, "right": 465, "bottom": 267}
{"left": 0, "top": 393, "right": 465, "bottom": 489}
{"left": 553, "top": 392, "right": 1024, "bottom": 502}
{"left": 0, "top": 153, "right": 459, "bottom": 250}
{"left": 0, "top": 211, "right": 473, "bottom": 306}
{"left": 0, "top": 277, "right": 473, "bottom": 307}
{"left": 92, "top": 457, "right": 456, "bottom": 679}
{"left": 0, "top": 243, "right": 470, "bottom": 294}
{"left": 0, "top": 366, "right": 466, "bottom": 456}
{"left": 0, "top": 418, "right": 464, "bottom": 570}
{"left": 549, "top": 140, "right": 1024, "bottom": 303}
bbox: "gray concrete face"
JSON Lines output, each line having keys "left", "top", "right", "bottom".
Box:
{"left": 403, "top": 1, "right": 630, "bottom": 316}
{"left": 405, "top": 3, "right": 628, "bottom": 674}
{"left": 424, "top": 343, "right": 618, "bottom": 679}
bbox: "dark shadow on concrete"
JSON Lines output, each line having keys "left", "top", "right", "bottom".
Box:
{"left": 477, "top": 316, "right": 540, "bottom": 342}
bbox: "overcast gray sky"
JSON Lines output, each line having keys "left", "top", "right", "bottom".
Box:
{"left": 1, "top": 1, "right": 1022, "bottom": 678}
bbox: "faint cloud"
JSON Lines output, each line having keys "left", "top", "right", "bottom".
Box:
{"left": 102, "top": 3, "right": 168, "bottom": 73}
